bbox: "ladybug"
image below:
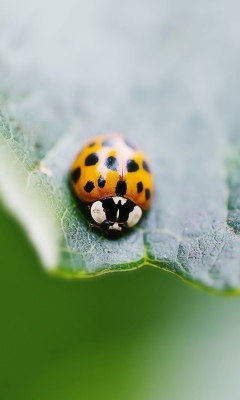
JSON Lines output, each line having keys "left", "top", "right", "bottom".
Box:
{"left": 71, "top": 133, "right": 153, "bottom": 233}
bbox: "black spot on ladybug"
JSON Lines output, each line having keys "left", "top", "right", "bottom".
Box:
{"left": 101, "top": 198, "right": 118, "bottom": 221}
{"left": 71, "top": 167, "right": 81, "bottom": 183}
{"left": 118, "top": 200, "right": 135, "bottom": 222}
{"left": 84, "top": 181, "right": 95, "bottom": 193}
{"left": 145, "top": 188, "right": 151, "bottom": 200}
{"left": 125, "top": 139, "right": 137, "bottom": 150}
{"left": 142, "top": 160, "right": 150, "bottom": 173}
{"left": 137, "top": 181, "right": 143, "bottom": 193}
{"left": 102, "top": 138, "right": 117, "bottom": 147}
{"left": 98, "top": 176, "right": 106, "bottom": 188}
{"left": 105, "top": 156, "right": 119, "bottom": 171}
{"left": 88, "top": 142, "right": 96, "bottom": 148}
{"left": 85, "top": 153, "right": 99, "bottom": 166}
{"left": 116, "top": 180, "right": 127, "bottom": 196}
{"left": 127, "top": 159, "right": 139, "bottom": 172}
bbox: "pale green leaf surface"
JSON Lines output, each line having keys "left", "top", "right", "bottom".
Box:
{"left": 1, "top": 68, "right": 240, "bottom": 293}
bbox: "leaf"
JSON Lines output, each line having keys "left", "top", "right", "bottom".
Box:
{"left": 1, "top": 65, "right": 240, "bottom": 294}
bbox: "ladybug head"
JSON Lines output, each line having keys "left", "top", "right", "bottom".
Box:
{"left": 90, "top": 196, "right": 142, "bottom": 232}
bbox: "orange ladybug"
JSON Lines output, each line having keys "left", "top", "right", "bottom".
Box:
{"left": 71, "top": 133, "right": 153, "bottom": 233}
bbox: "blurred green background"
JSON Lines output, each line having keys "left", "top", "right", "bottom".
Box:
{"left": 1, "top": 202, "right": 240, "bottom": 400}
{"left": 1, "top": 0, "right": 240, "bottom": 398}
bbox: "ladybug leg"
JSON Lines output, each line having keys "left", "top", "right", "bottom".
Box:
{"left": 89, "top": 223, "right": 103, "bottom": 231}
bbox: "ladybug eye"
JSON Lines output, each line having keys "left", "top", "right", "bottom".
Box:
{"left": 120, "top": 222, "right": 128, "bottom": 232}
{"left": 127, "top": 206, "right": 142, "bottom": 228}
{"left": 101, "top": 220, "right": 112, "bottom": 230}
{"left": 91, "top": 201, "right": 106, "bottom": 224}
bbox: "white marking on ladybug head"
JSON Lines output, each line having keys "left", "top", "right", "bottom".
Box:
{"left": 127, "top": 205, "right": 142, "bottom": 228}
{"left": 91, "top": 201, "right": 106, "bottom": 224}
{"left": 112, "top": 196, "right": 127, "bottom": 205}
{"left": 109, "top": 223, "right": 122, "bottom": 231}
